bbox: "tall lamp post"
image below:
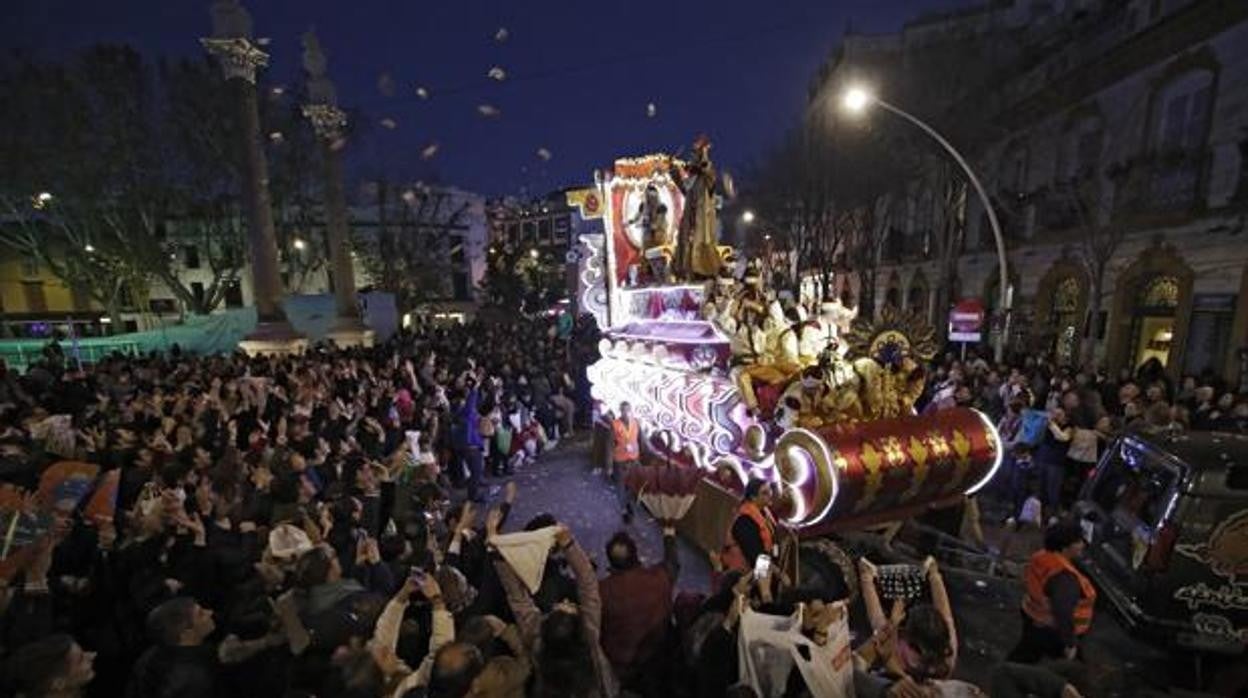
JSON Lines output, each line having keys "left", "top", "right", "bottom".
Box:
{"left": 842, "top": 87, "right": 1011, "bottom": 362}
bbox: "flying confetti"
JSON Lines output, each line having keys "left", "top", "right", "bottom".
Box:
{"left": 377, "top": 72, "right": 396, "bottom": 97}
{"left": 401, "top": 189, "right": 418, "bottom": 205}
{"left": 646, "top": 102, "right": 657, "bottom": 118}
{"left": 722, "top": 171, "right": 737, "bottom": 199}
{"left": 330, "top": 138, "right": 347, "bottom": 151}
{"left": 536, "top": 147, "right": 552, "bottom": 162}
{"left": 494, "top": 27, "right": 509, "bottom": 42}
{"left": 477, "top": 104, "right": 501, "bottom": 118}
{"left": 487, "top": 66, "right": 507, "bottom": 81}
{"left": 421, "top": 143, "right": 440, "bottom": 160}
{"left": 380, "top": 117, "right": 397, "bottom": 129}
{"left": 268, "top": 131, "right": 284, "bottom": 143}
{"left": 270, "top": 86, "right": 285, "bottom": 97}
{"left": 415, "top": 86, "right": 430, "bottom": 100}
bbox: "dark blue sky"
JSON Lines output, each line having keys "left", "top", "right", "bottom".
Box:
{"left": 9, "top": 0, "right": 967, "bottom": 196}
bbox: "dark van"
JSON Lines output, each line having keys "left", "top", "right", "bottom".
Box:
{"left": 1074, "top": 430, "right": 1248, "bottom": 656}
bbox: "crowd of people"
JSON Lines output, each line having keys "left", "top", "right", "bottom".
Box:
{"left": 920, "top": 350, "right": 1247, "bottom": 526}
{"left": 0, "top": 308, "right": 1244, "bottom": 698}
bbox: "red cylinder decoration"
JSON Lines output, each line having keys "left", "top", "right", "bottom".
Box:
{"left": 772, "top": 407, "right": 1001, "bottom": 532}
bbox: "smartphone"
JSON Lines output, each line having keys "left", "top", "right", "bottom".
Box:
{"left": 754, "top": 554, "right": 772, "bottom": 580}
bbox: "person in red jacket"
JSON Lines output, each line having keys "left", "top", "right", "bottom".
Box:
{"left": 599, "top": 526, "right": 681, "bottom": 696}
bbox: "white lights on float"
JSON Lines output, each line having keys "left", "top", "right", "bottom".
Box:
{"left": 964, "top": 409, "right": 1005, "bottom": 496}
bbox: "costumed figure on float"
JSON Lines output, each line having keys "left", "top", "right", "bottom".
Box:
{"left": 570, "top": 140, "right": 1004, "bottom": 597}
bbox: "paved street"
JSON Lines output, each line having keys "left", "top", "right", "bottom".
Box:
{"left": 495, "top": 436, "right": 1199, "bottom": 697}
{"left": 494, "top": 433, "right": 713, "bottom": 591}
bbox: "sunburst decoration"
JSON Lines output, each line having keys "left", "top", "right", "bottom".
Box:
{"left": 843, "top": 305, "right": 938, "bottom": 364}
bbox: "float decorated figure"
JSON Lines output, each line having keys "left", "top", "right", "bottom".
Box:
{"left": 628, "top": 183, "right": 673, "bottom": 283}
{"left": 671, "top": 134, "right": 722, "bottom": 280}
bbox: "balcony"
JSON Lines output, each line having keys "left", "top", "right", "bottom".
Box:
{"left": 1113, "top": 149, "right": 1207, "bottom": 218}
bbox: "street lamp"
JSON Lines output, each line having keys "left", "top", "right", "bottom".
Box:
{"left": 840, "top": 85, "right": 1011, "bottom": 362}
{"left": 741, "top": 210, "right": 756, "bottom": 224}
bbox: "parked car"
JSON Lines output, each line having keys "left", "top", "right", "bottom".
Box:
{"left": 1075, "top": 429, "right": 1248, "bottom": 657}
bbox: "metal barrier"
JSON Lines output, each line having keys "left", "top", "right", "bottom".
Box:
{"left": 0, "top": 339, "right": 145, "bottom": 373}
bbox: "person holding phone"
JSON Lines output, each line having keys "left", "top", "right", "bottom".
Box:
{"left": 721, "top": 478, "right": 778, "bottom": 573}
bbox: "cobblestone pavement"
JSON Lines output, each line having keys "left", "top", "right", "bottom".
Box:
{"left": 485, "top": 436, "right": 1202, "bottom": 697}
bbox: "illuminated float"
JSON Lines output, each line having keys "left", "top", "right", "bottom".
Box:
{"left": 569, "top": 143, "right": 1003, "bottom": 587}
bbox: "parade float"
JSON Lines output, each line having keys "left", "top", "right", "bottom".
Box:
{"left": 569, "top": 139, "right": 1003, "bottom": 592}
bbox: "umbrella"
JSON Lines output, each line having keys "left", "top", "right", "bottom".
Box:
{"left": 623, "top": 465, "right": 703, "bottom": 523}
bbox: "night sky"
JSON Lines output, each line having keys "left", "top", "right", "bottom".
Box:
{"left": 8, "top": 0, "right": 967, "bottom": 197}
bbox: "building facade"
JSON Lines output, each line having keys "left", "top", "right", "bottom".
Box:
{"left": 811, "top": 0, "right": 1248, "bottom": 382}
{"left": 0, "top": 183, "right": 490, "bottom": 336}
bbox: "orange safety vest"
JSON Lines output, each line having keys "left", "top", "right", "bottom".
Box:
{"left": 1021, "top": 550, "right": 1097, "bottom": 635}
{"left": 721, "top": 501, "right": 776, "bottom": 572}
{"left": 612, "top": 418, "right": 640, "bottom": 463}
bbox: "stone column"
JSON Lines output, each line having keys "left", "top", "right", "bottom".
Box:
{"left": 301, "top": 31, "right": 373, "bottom": 348}
{"left": 201, "top": 0, "right": 306, "bottom": 356}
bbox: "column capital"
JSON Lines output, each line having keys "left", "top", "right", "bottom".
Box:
{"left": 200, "top": 37, "right": 269, "bottom": 83}
{"left": 302, "top": 103, "right": 348, "bottom": 141}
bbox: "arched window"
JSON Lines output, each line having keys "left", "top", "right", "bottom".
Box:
{"left": 1140, "top": 275, "right": 1179, "bottom": 310}
{"left": 1152, "top": 70, "right": 1213, "bottom": 155}
{"left": 1053, "top": 277, "right": 1081, "bottom": 314}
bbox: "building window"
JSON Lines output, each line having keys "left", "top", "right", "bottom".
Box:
{"left": 224, "top": 280, "right": 244, "bottom": 308}
{"left": 1063, "top": 114, "right": 1103, "bottom": 180}
{"left": 20, "top": 254, "right": 39, "bottom": 277}
{"left": 538, "top": 219, "right": 552, "bottom": 245}
{"left": 22, "top": 281, "right": 46, "bottom": 312}
{"left": 1140, "top": 275, "right": 1179, "bottom": 309}
{"left": 70, "top": 284, "right": 91, "bottom": 312}
{"left": 998, "top": 141, "right": 1030, "bottom": 195}
{"left": 1153, "top": 70, "right": 1213, "bottom": 155}
{"left": 184, "top": 245, "right": 201, "bottom": 269}
{"left": 149, "top": 298, "right": 178, "bottom": 314}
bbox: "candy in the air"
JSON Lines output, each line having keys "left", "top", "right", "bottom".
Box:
{"left": 495, "top": 27, "right": 509, "bottom": 42}
{"left": 377, "top": 72, "right": 396, "bottom": 97}
{"left": 415, "top": 86, "right": 430, "bottom": 100}
{"left": 646, "top": 102, "right": 657, "bottom": 118}
{"left": 421, "top": 143, "right": 440, "bottom": 160}
{"left": 380, "top": 118, "right": 397, "bottom": 129}
{"left": 477, "top": 104, "right": 501, "bottom": 118}
{"left": 536, "top": 148, "right": 552, "bottom": 161}
{"left": 488, "top": 66, "right": 507, "bottom": 81}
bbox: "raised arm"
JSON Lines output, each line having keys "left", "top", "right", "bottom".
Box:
{"left": 558, "top": 528, "right": 601, "bottom": 640}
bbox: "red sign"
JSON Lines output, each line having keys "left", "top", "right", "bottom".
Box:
{"left": 948, "top": 298, "right": 985, "bottom": 342}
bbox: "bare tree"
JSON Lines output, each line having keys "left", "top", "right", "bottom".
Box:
{"left": 356, "top": 183, "right": 471, "bottom": 314}
{"left": 0, "top": 47, "right": 251, "bottom": 322}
